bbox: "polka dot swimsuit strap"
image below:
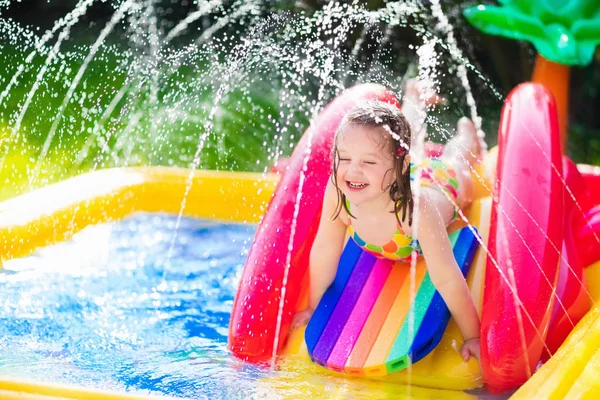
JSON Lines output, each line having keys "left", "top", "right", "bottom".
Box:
{"left": 345, "top": 199, "right": 421, "bottom": 262}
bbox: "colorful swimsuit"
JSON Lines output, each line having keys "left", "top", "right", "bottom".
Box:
{"left": 347, "top": 217, "right": 421, "bottom": 262}
{"left": 410, "top": 157, "right": 460, "bottom": 210}
{"left": 347, "top": 157, "right": 460, "bottom": 262}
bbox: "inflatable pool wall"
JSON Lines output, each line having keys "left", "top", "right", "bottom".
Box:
{"left": 542, "top": 158, "right": 592, "bottom": 360}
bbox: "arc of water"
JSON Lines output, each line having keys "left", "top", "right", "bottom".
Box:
{"left": 74, "top": 55, "right": 168, "bottom": 172}
{"left": 71, "top": 80, "right": 133, "bottom": 171}
{"left": 0, "top": 0, "right": 97, "bottom": 173}
{"left": 400, "top": 41, "right": 437, "bottom": 386}
{"left": 410, "top": 27, "right": 503, "bottom": 101}
{"left": 342, "top": 20, "right": 375, "bottom": 89}
{"left": 29, "top": 0, "right": 134, "bottom": 188}
{"left": 134, "top": 2, "right": 266, "bottom": 145}
{"left": 452, "top": 206, "right": 557, "bottom": 357}
{"left": 111, "top": 112, "right": 144, "bottom": 165}
{"left": 269, "top": 3, "right": 398, "bottom": 365}
{"left": 427, "top": 116, "right": 593, "bottom": 325}
{"left": 270, "top": 66, "right": 302, "bottom": 171}
{"left": 159, "top": 77, "right": 239, "bottom": 284}
{"left": 10, "top": 28, "right": 70, "bottom": 137}
{"left": 431, "top": 159, "right": 578, "bottom": 330}
{"left": 102, "top": 69, "right": 162, "bottom": 167}
{"left": 158, "top": 14, "right": 293, "bottom": 289}
{"left": 343, "top": 2, "right": 429, "bottom": 91}
{"left": 270, "top": 124, "right": 314, "bottom": 366}
{"left": 0, "top": 28, "right": 71, "bottom": 175}
{"left": 0, "top": 0, "right": 96, "bottom": 107}
{"left": 111, "top": 1, "right": 270, "bottom": 169}
{"left": 456, "top": 114, "right": 596, "bottom": 306}
{"left": 62, "top": 115, "right": 134, "bottom": 246}
{"left": 356, "top": 2, "right": 502, "bottom": 127}
{"left": 505, "top": 101, "right": 600, "bottom": 255}
{"left": 195, "top": 2, "right": 262, "bottom": 46}
{"left": 429, "top": 0, "right": 487, "bottom": 154}
{"left": 164, "top": 0, "right": 224, "bottom": 44}
{"left": 74, "top": 44, "right": 209, "bottom": 172}
{"left": 65, "top": 75, "right": 150, "bottom": 251}
{"left": 270, "top": 63, "right": 343, "bottom": 367}
{"left": 143, "top": 0, "right": 162, "bottom": 155}
{"left": 268, "top": 8, "right": 378, "bottom": 173}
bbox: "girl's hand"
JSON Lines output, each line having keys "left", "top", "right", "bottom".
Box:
{"left": 290, "top": 308, "right": 314, "bottom": 329}
{"left": 460, "top": 337, "right": 481, "bottom": 363}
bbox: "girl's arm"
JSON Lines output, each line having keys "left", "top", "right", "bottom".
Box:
{"left": 308, "top": 178, "right": 348, "bottom": 309}
{"left": 291, "top": 178, "right": 347, "bottom": 328}
{"left": 414, "top": 193, "right": 480, "bottom": 344}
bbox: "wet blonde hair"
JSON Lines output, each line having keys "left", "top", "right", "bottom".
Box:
{"left": 331, "top": 100, "right": 414, "bottom": 226}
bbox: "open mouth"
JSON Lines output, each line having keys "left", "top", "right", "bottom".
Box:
{"left": 347, "top": 181, "right": 368, "bottom": 189}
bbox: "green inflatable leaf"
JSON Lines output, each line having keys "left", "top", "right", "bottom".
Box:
{"left": 463, "top": 0, "right": 600, "bottom": 66}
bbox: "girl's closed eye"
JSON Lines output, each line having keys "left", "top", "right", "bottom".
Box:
{"left": 363, "top": 160, "right": 377, "bottom": 165}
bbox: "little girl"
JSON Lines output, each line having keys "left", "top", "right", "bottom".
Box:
{"left": 292, "top": 82, "right": 483, "bottom": 363}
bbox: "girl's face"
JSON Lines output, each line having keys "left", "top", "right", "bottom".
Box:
{"left": 335, "top": 125, "right": 397, "bottom": 207}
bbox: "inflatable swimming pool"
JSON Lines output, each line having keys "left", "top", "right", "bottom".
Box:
{"left": 1, "top": 85, "right": 600, "bottom": 398}
{"left": 0, "top": 165, "right": 599, "bottom": 397}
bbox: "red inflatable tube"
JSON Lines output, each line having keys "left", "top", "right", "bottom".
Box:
{"left": 481, "top": 83, "right": 563, "bottom": 391}
{"left": 577, "top": 164, "right": 600, "bottom": 206}
{"left": 572, "top": 162, "right": 600, "bottom": 267}
{"left": 563, "top": 158, "right": 593, "bottom": 214}
{"left": 542, "top": 158, "right": 591, "bottom": 360}
{"left": 228, "top": 84, "right": 400, "bottom": 362}
{"left": 576, "top": 205, "right": 600, "bottom": 268}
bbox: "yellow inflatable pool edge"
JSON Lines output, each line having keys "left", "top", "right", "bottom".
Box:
{"left": 0, "top": 377, "right": 167, "bottom": 400}
{"left": 510, "top": 301, "right": 600, "bottom": 399}
{"left": 510, "top": 261, "right": 600, "bottom": 399}
{"left": 0, "top": 167, "right": 280, "bottom": 399}
{"left": 0, "top": 167, "right": 279, "bottom": 264}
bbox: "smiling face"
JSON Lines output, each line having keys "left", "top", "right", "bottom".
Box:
{"left": 334, "top": 125, "right": 397, "bottom": 207}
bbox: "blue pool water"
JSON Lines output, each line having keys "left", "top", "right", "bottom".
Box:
{"left": 0, "top": 213, "right": 509, "bottom": 399}
{"left": 0, "top": 214, "right": 265, "bottom": 398}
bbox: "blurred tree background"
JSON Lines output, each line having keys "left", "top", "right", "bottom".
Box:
{"left": 0, "top": 0, "right": 598, "bottom": 199}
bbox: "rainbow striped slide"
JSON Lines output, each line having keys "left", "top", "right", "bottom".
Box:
{"left": 305, "top": 227, "right": 479, "bottom": 376}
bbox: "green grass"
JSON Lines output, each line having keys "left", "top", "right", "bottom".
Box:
{"left": 0, "top": 39, "right": 311, "bottom": 200}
